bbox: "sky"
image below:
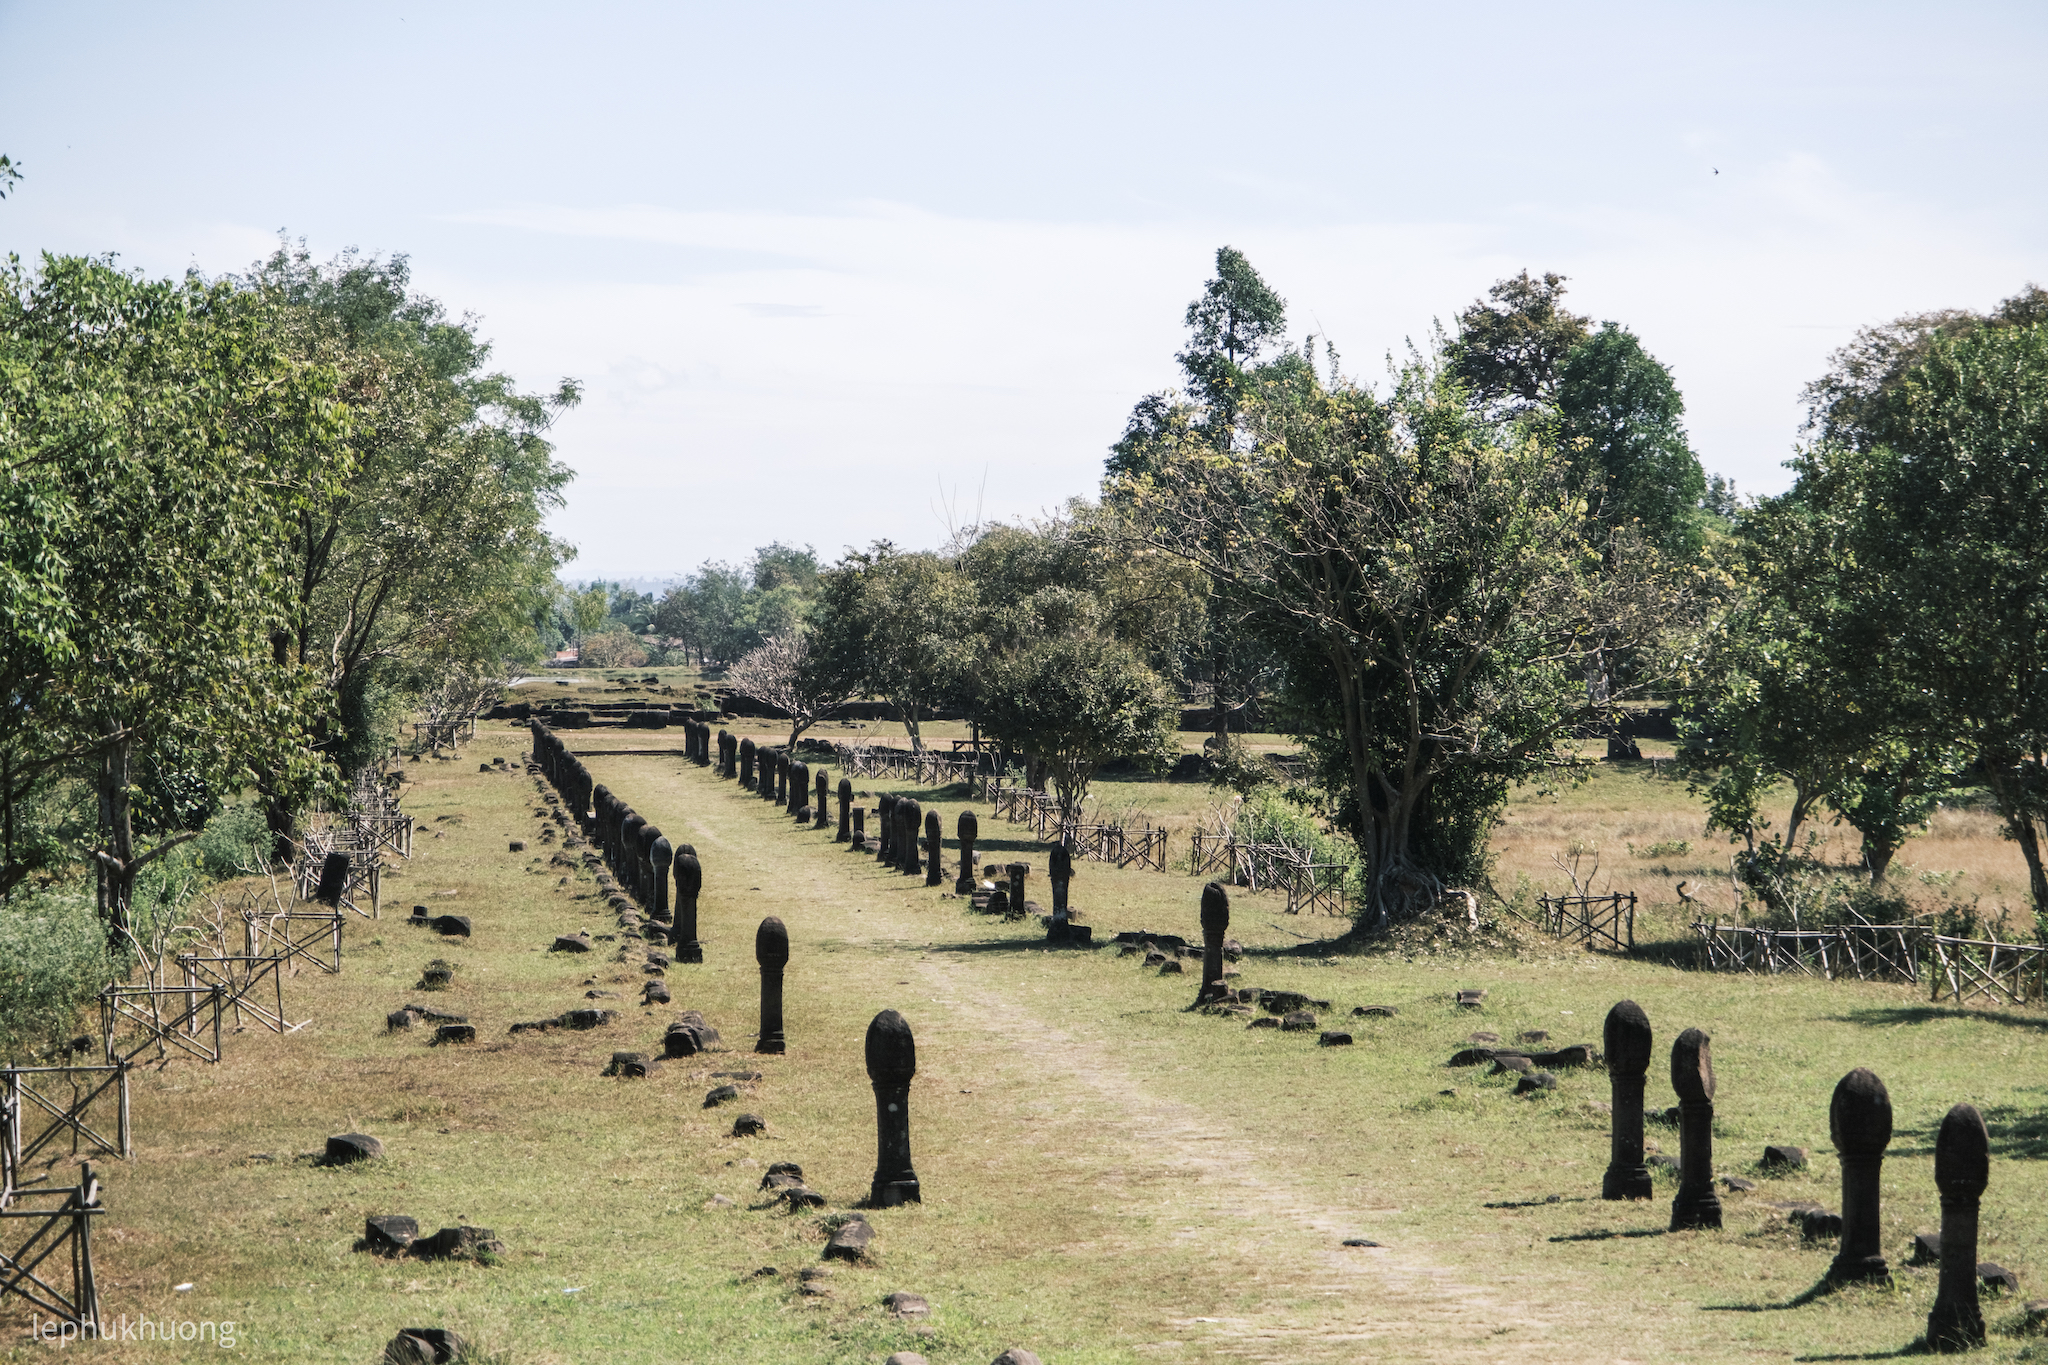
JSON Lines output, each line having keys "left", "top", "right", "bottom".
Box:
{"left": 3, "top": 1, "right": 2043, "bottom": 586}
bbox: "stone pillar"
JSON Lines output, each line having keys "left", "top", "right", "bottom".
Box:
{"left": 650, "top": 837, "right": 673, "bottom": 918}
{"left": 722, "top": 730, "right": 735, "bottom": 778}
{"left": 1829, "top": 1067, "right": 1894, "bottom": 1285}
{"left": 673, "top": 853, "right": 703, "bottom": 963}
{"left": 697, "top": 721, "right": 712, "bottom": 767}
{"left": 591, "top": 784, "right": 612, "bottom": 844}
{"left": 1602, "top": 1000, "right": 1654, "bottom": 1201}
{"left": 788, "top": 760, "right": 808, "bottom": 819}
{"left": 1927, "top": 1102, "right": 1990, "bottom": 1351}
{"left": 837, "top": 778, "right": 853, "bottom": 842}
{"left": 851, "top": 807, "right": 868, "bottom": 850}
{"left": 877, "top": 793, "right": 898, "bottom": 862}
{"left": 1049, "top": 845, "right": 1073, "bottom": 923}
{"left": 924, "top": 810, "right": 944, "bottom": 887}
{"left": 1007, "top": 862, "right": 1028, "bottom": 915}
{"left": 898, "top": 799, "right": 923, "bottom": 875}
{"left": 866, "top": 1008, "right": 921, "bottom": 1207}
{"left": 1198, "top": 881, "right": 1229, "bottom": 1003}
{"left": 1669, "top": 1027, "right": 1721, "bottom": 1231}
{"left": 622, "top": 813, "right": 647, "bottom": 899}
{"left": 776, "top": 754, "right": 790, "bottom": 807}
{"left": 955, "top": 811, "right": 978, "bottom": 893}
{"left": 739, "top": 738, "right": 756, "bottom": 789}
{"left": 638, "top": 825, "right": 662, "bottom": 909}
{"left": 755, "top": 917, "right": 788, "bottom": 1054}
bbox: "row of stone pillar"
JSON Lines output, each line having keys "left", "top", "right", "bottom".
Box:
{"left": 1601, "top": 999, "right": 1992, "bottom": 1348}
{"left": 528, "top": 720, "right": 704, "bottom": 963}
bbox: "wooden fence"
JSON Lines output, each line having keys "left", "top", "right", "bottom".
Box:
{"left": 0, "top": 1162, "right": 103, "bottom": 1334}
{"left": 98, "top": 985, "right": 224, "bottom": 1067}
{"left": 1539, "top": 892, "right": 1637, "bottom": 952}
{"left": 1062, "top": 822, "right": 1173, "bottom": 873}
{"left": 1189, "top": 832, "right": 1352, "bottom": 915}
{"left": 1692, "top": 921, "right": 1923, "bottom": 984}
{"left": 1926, "top": 935, "right": 2048, "bottom": 1007}
{"left": 832, "top": 743, "right": 977, "bottom": 786}
{"left": 3, "top": 1066, "right": 131, "bottom": 1171}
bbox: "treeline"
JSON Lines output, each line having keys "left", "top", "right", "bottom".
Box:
{"left": 697, "top": 249, "right": 2048, "bottom": 935}
{"left": 0, "top": 242, "right": 577, "bottom": 942}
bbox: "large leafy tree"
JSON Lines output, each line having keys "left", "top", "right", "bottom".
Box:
{"left": 1449, "top": 270, "right": 1591, "bottom": 416}
{"left": 813, "top": 544, "right": 978, "bottom": 752}
{"left": 1113, "top": 342, "right": 1688, "bottom": 930}
{"left": 976, "top": 636, "right": 1179, "bottom": 818}
{"left": 1555, "top": 323, "right": 1706, "bottom": 557}
{"left": 0, "top": 255, "right": 347, "bottom": 934}
{"left": 240, "top": 242, "right": 578, "bottom": 794}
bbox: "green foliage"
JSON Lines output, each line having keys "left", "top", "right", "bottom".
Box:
{"left": 1554, "top": 322, "right": 1707, "bottom": 557}
{"left": 192, "top": 802, "right": 272, "bottom": 879}
{"left": 1232, "top": 787, "right": 1361, "bottom": 889}
{"left": 1448, "top": 269, "right": 1591, "bottom": 414}
{"left": 652, "top": 546, "right": 823, "bottom": 665}
{"left": 0, "top": 884, "right": 114, "bottom": 1058}
{"left": 977, "top": 635, "right": 1180, "bottom": 815}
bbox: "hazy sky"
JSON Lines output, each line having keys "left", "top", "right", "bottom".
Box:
{"left": 3, "top": 1, "right": 2043, "bottom": 584}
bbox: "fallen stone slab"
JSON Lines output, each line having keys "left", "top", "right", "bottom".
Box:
{"left": 1489, "top": 1055, "right": 1534, "bottom": 1075}
{"left": 823, "top": 1218, "right": 874, "bottom": 1261}
{"left": 1260, "top": 990, "right": 1313, "bottom": 1015}
{"left": 782, "top": 1185, "right": 828, "bottom": 1209}
{"left": 603, "top": 1051, "right": 660, "bottom": 1078}
{"left": 1157, "top": 959, "right": 1185, "bottom": 976}
{"left": 550, "top": 932, "right": 592, "bottom": 953}
{"left": 883, "top": 1291, "right": 931, "bottom": 1318}
{"left": 1455, "top": 989, "right": 1487, "bottom": 1008}
{"left": 1467, "top": 1031, "right": 1501, "bottom": 1044}
{"left": 732, "top": 1113, "right": 767, "bottom": 1137}
{"left": 990, "top": 1350, "right": 1043, "bottom": 1365}
{"left": 1798, "top": 1208, "right": 1844, "bottom": 1241}
{"left": 1341, "top": 1237, "right": 1384, "bottom": 1247}
{"left": 1982, "top": 1262, "right": 2021, "bottom": 1294}
{"left": 1353, "top": 1004, "right": 1398, "bottom": 1017}
{"left": 1318, "top": 1031, "right": 1354, "bottom": 1047}
{"left": 429, "top": 915, "right": 471, "bottom": 937}
{"left": 643, "top": 981, "right": 671, "bottom": 1005}
{"left": 412, "top": 1225, "right": 504, "bottom": 1261}
{"left": 325, "top": 1133, "right": 384, "bottom": 1165}
{"left": 431, "top": 1023, "right": 476, "bottom": 1046}
{"left": 1514, "top": 1071, "right": 1558, "bottom": 1095}
{"left": 1527, "top": 1045, "right": 1597, "bottom": 1068}
{"left": 704, "top": 1084, "right": 742, "bottom": 1108}
{"left": 1518, "top": 1029, "right": 1550, "bottom": 1043}
{"left": 1719, "top": 1175, "right": 1758, "bottom": 1194}
{"left": 1908, "top": 1232, "right": 1942, "bottom": 1265}
{"left": 361, "top": 1214, "right": 419, "bottom": 1256}
{"left": 1760, "top": 1144, "right": 1809, "bottom": 1172}
{"left": 885, "top": 1354, "right": 930, "bottom": 1365}
{"left": 382, "top": 1328, "right": 465, "bottom": 1365}
{"left": 1247, "top": 1017, "right": 1279, "bottom": 1030}
{"left": 509, "top": 840, "right": 526, "bottom": 852}
{"left": 1278, "top": 1010, "right": 1318, "bottom": 1031}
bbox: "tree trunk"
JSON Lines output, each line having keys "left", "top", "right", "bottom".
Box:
{"left": 1985, "top": 761, "right": 2048, "bottom": 918}
{"left": 97, "top": 729, "right": 138, "bottom": 946}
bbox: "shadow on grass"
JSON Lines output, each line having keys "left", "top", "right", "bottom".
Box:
{"left": 1880, "top": 1090, "right": 2048, "bottom": 1161}
{"left": 1826, "top": 1003, "right": 2048, "bottom": 1034}
{"left": 1791, "top": 1345, "right": 1927, "bottom": 1361}
{"left": 1701, "top": 1277, "right": 1844, "bottom": 1312}
{"left": 1548, "top": 1226, "right": 1668, "bottom": 1243}
{"left": 1486, "top": 1195, "right": 1588, "bottom": 1210}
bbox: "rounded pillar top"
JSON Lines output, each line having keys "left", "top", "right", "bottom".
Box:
{"left": 1830, "top": 1068, "right": 1893, "bottom": 1155}
{"left": 1670, "top": 1027, "right": 1714, "bottom": 1103}
{"left": 1050, "top": 846, "right": 1073, "bottom": 880}
{"left": 924, "top": 810, "right": 941, "bottom": 836}
{"left": 957, "top": 809, "right": 978, "bottom": 839}
{"left": 740, "top": 736, "right": 755, "bottom": 753}
{"left": 839, "top": 777, "right": 854, "bottom": 798}
{"left": 1934, "top": 1102, "right": 1989, "bottom": 1196}
{"left": 865, "top": 1008, "right": 917, "bottom": 1085}
{"left": 1604, "top": 1000, "right": 1652, "bottom": 1074}
{"left": 755, "top": 916, "right": 789, "bottom": 968}
{"left": 651, "top": 836, "right": 673, "bottom": 870}
{"left": 880, "top": 792, "right": 898, "bottom": 812}
{"left": 1200, "top": 881, "right": 1231, "bottom": 934}
{"left": 675, "top": 853, "right": 702, "bottom": 895}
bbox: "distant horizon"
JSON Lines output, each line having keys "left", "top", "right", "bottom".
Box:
{"left": 5, "top": 2, "right": 2042, "bottom": 580}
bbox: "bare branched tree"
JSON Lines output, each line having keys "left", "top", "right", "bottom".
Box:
{"left": 724, "top": 632, "right": 861, "bottom": 754}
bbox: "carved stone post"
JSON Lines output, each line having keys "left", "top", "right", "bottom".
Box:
{"left": 816, "top": 771, "right": 831, "bottom": 829}
{"left": 739, "top": 738, "right": 756, "bottom": 790}
{"left": 673, "top": 853, "right": 703, "bottom": 963}
{"left": 1669, "top": 1027, "right": 1721, "bottom": 1230}
{"left": 638, "top": 825, "right": 662, "bottom": 909}
{"left": 924, "top": 810, "right": 944, "bottom": 887}
{"left": 898, "top": 799, "right": 923, "bottom": 875}
{"left": 1198, "top": 881, "right": 1229, "bottom": 1003}
{"left": 955, "top": 811, "right": 978, "bottom": 893}
{"left": 1829, "top": 1067, "right": 1894, "bottom": 1285}
{"left": 788, "top": 760, "right": 808, "bottom": 819}
{"left": 1602, "top": 1000, "right": 1654, "bottom": 1201}
{"left": 1049, "top": 845, "right": 1073, "bottom": 924}
{"left": 755, "top": 917, "right": 788, "bottom": 1054}
{"left": 837, "top": 778, "right": 853, "bottom": 842}
{"left": 1927, "top": 1102, "right": 1989, "bottom": 1351}
{"left": 650, "top": 836, "right": 673, "bottom": 919}
{"left": 877, "top": 793, "right": 897, "bottom": 862}
{"left": 1007, "top": 862, "right": 1028, "bottom": 914}
{"left": 621, "top": 812, "right": 647, "bottom": 898}
{"left": 866, "top": 1009, "right": 920, "bottom": 1207}
{"left": 851, "top": 807, "right": 868, "bottom": 850}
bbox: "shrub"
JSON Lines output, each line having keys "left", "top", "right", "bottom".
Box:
{"left": 0, "top": 885, "right": 114, "bottom": 1057}
{"left": 193, "top": 802, "right": 271, "bottom": 878}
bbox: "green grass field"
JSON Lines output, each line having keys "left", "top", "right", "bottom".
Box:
{"left": 25, "top": 714, "right": 2048, "bottom": 1364}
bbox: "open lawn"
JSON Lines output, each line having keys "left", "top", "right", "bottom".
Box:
{"left": 36, "top": 714, "right": 2048, "bottom": 1363}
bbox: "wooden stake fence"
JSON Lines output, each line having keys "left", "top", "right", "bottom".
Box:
{"left": 3, "top": 1067, "right": 131, "bottom": 1170}
{"left": 1539, "top": 892, "right": 1637, "bottom": 952}
{"left": 0, "top": 1162, "right": 103, "bottom": 1334}
{"left": 1927, "top": 934, "right": 2048, "bottom": 1007}
{"left": 98, "top": 985, "right": 223, "bottom": 1067}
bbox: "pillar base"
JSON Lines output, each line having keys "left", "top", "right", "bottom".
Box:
{"left": 1827, "top": 1254, "right": 1891, "bottom": 1286}
{"left": 1926, "top": 1301, "right": 1985, "bottom": 1352}
{"left": 1602, "top": 1165, "right": 1653, "bottom": 1200}
{"left": 677, "top": 942, "right": 703, "bottom": 965}
{"left": 1670, "top": 1190, "right": 1722, "bottom": 1231}
{"left": 756, "top": 1038, "right": 786, "bottom": 1055}
{"left": 870, "top": 1178, "right": 921, "bottom": 1208}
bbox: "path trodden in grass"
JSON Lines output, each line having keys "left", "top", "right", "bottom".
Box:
{"left": 49, "top": 727, "right": 2048, "bottom": 1365}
